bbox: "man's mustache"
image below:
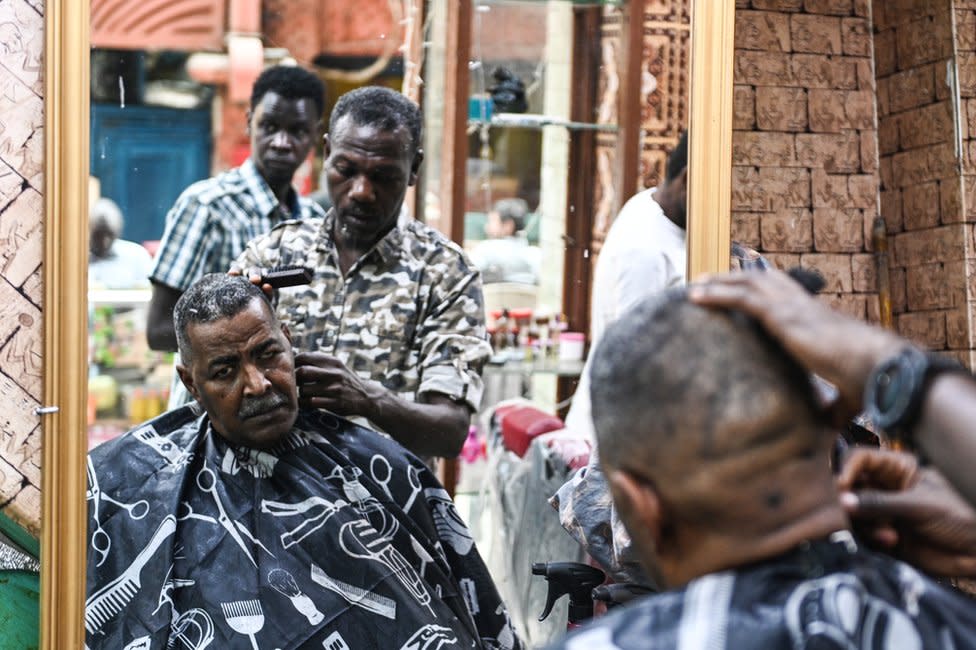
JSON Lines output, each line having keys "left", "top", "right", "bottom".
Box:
{"left": 238, "top": 392, "right": 288, "bottom": 419}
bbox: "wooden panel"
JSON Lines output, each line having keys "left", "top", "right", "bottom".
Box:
{"left": 439, "top": 0, "right": 472, "bottom": 245}
{"left": 686, "top": 0, "right": 734, "bottom": 278}
{"left": 91, "top": 0, "right": 226, "bottom": 52}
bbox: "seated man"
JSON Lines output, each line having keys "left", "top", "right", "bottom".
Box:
{"left": 85, "top": 274, "right": 520, "bottom": 649}
{"left": 469, "top": 198, "right": 541, "bottom": 285}
{"left": 549, "top": 272, "right": 976, "bottom": 649}
{"left": 88, "top": 196, "right": 154, "bottom": 290}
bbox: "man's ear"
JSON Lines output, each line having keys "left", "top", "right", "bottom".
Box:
{"left": 323, "top": 134, "right": 332, "bottom": 159}
{"left": 280, "top": 322, "right": 292, "bottom": 346}
{"left": 409, "top": 148, "right": 424, "bottom": 186}
{"left": 176, "top": 363, "right": 200, "bottom": 403}
{"left": 245, "top": 109, "right": 253, "bottom": 136}
{"left": 606, "top": 467, "right": 664, "bottom": 559}
{"left": 673, "top": 166, "right": 688, "bottom": 191}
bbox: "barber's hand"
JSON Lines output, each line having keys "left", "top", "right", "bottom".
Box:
{"left": 227, "top": 266, "right": 274, "bottom": 298}
{"left": 688, "top": 270, "right": 904, "bottom": 419}
{"left": 293, "top": 351, "right": 381, "bottom": 418}
{"left": 837, "top": 448, "right": 976, "bottom": 577}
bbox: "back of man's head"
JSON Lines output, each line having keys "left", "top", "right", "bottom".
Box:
{"left": 174, "top": 274, "right": 274, "bottom": 364}
{"left": 665, "top": 131, "right": 688, "bottom": 184}
{"left": 590, "top": 289, "right": 829, "bottom": 532}
{"left": 250, "top": 65, "right": 326, "bottom": 117}
{"left": 329, "top": 86, "right": 422, "bottom": 155}
{"left": 493, "top": 198, "right": 529, "bottom": 232}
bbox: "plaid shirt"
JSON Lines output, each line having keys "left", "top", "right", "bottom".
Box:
{"left": 232, "top": 211, "right": 492, "bottom": 415}
{"left": 150, "top": 158, "right": 326, "bottom": 291}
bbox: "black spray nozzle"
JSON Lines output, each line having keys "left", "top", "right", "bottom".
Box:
{"left": 591, "top": 583, "right": 656, "bottom": 609}
{"left": 532, "top": 561, "right": 606, "bottom": 624}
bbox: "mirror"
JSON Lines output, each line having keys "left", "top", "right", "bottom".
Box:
{"left": 34, "top": 0, "right": 733, "bottom": 645}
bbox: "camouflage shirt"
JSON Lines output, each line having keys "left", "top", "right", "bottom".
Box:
{"left": 233, "top": 211, "right": 491, "bottom": 416}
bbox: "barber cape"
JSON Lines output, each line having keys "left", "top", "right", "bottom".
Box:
{"left": 86, "top": 406, "right": 521, "bottom": 649}
{"left": 545, "top": 533, "right": 976, "bottom": 650}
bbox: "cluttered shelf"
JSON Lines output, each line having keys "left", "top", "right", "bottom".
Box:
{"left": 486, "top": 355, "right": 585, "bottom": 377}
{"left": 468, "top": 112, "right": 618, "bottom": 132}
{"left": 88, "top": 288, "right": 172, "bottom": 449}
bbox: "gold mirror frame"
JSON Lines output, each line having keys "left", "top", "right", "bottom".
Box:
{"left": 39, "top": 1, "right": 733, "bottom": 644}
{"left": 42, "top": 0, "right": 90, "bottom": 647}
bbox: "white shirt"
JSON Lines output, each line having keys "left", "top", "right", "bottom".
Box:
{"left": 469, "top": 235, "right": 541, "bottom": 285}
{"left": 89, "top": 239, "right": 154, "bottom": 290}
{"left": 564, "top": 187, "right": 686, "bottom": 440}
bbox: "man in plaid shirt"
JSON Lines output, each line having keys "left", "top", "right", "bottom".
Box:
{"left": 147, "top": 65, "right": 326, "bottom": 408}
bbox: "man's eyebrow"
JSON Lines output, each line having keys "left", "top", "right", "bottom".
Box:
{"left": 207, "top": 354, "right": 238, "bottom": 370}
{"left": 253, "top": 338, "right": 281, "bottom": 355}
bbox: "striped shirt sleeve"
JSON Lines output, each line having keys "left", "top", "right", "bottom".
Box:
{"left": 150, "top": 193, "right": 218, "bottom": 292}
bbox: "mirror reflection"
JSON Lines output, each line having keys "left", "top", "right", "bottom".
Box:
{"left": 83, "top": 1, "right": 694, "bottom": 647}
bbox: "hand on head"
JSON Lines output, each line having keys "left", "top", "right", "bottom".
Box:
{"left": 227, "top": 267, "right": 274, "bottom": 299}
{"left": 837, "top": 447, "right": 976, "bottom": 577}
{"left": 689, "top": 269, "right": 905, "bottom": 422}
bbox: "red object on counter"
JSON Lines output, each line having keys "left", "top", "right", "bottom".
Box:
{"left": 498, "top": 405, "right": 564, "bottom": 457}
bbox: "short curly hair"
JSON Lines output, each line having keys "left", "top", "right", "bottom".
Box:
{"left": 250, "top": 65, "right": 326, "bottom": 117}
{"left": 329, "top": 86, "right": 422, "bottom": 154}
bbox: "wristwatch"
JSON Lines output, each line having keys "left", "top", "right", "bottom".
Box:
{"left": 862, "top": 346, "right": 968, "bottom": 444}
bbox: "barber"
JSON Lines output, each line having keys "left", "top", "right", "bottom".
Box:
{"left": 234, "top": 87, "right": 491, "bottom": 459}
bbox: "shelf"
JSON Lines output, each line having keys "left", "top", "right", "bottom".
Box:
{"left": 468, "top": 112, "right": 618, "bottom": 132}
{"left": 89, "top": 288, "right": 152, "bottom": 306}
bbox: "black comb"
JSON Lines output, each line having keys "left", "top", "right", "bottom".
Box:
{"left": 260, "top": 265, "right": 313, "bottom": 289}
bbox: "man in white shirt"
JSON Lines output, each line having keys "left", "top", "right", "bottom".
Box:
{"left": 564, "top": 132, "right": 688, "bottom": 440}
{"left": 553, "top": 133, "right": 688, "bottom": 584}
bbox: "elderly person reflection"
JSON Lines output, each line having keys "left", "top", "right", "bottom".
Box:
{"left": 88, "top": 196, "right": 153, "bottom": 290}
{"left": 85, "top": 273, "right": 520, "bottom": 650}
{"left": 469, "top": 198, "right": 541, "bottom": 285}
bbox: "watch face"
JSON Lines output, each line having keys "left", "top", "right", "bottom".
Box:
{"left": 866, "top": 347, "right": 927, "bottom": 433}
{"left": 875, "top": 370, "right": 900, "bottom": 413}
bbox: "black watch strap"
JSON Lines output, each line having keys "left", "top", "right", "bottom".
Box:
{"left": 863, "top": 347, "right": 969, "bottom": 444}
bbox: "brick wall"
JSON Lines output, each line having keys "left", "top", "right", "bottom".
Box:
{"left": 732, "top": 0, "right": 880, "bottom": 322}
{"left": 951, "top": 0, "right": 976, "bottom": 365}
{"left": 0, "top": 0, "right": 44, "bottom": 537}
{"left": 874, "top": 0, "right": 970, "bottom": 361}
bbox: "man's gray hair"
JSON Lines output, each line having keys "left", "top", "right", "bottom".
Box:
{"left": 493, "top": 198, "right": 529, "bottom": 232}
{"left": 174, "top": 274, "right": 274, "bottom": 364}
{"left": 90, "top": 198, "right": 124, "bottom": 236}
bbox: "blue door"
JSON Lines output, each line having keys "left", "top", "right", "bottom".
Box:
{"left": 91, "top": 104, "right": 211, "bottom": 245}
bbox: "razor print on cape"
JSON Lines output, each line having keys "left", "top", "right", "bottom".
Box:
{"left": 310, "top": 562, "right": 398, "bottom": 619}
{"left": 177, "top": 461, "right": 275, "bottom": 566}
{"left": 86, "top": 407, "right": 522, "bottom": 648}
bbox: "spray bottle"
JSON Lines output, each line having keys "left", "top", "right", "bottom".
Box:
{"left": 532, "top": 562, "right": 605, "bottom": 630}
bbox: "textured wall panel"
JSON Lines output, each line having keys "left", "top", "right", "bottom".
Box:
{"left": 91, "top": 0, "right": 226, "bottom": 51}
{"left": 0, "top": 0, "right": 43, "bottom": 537}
